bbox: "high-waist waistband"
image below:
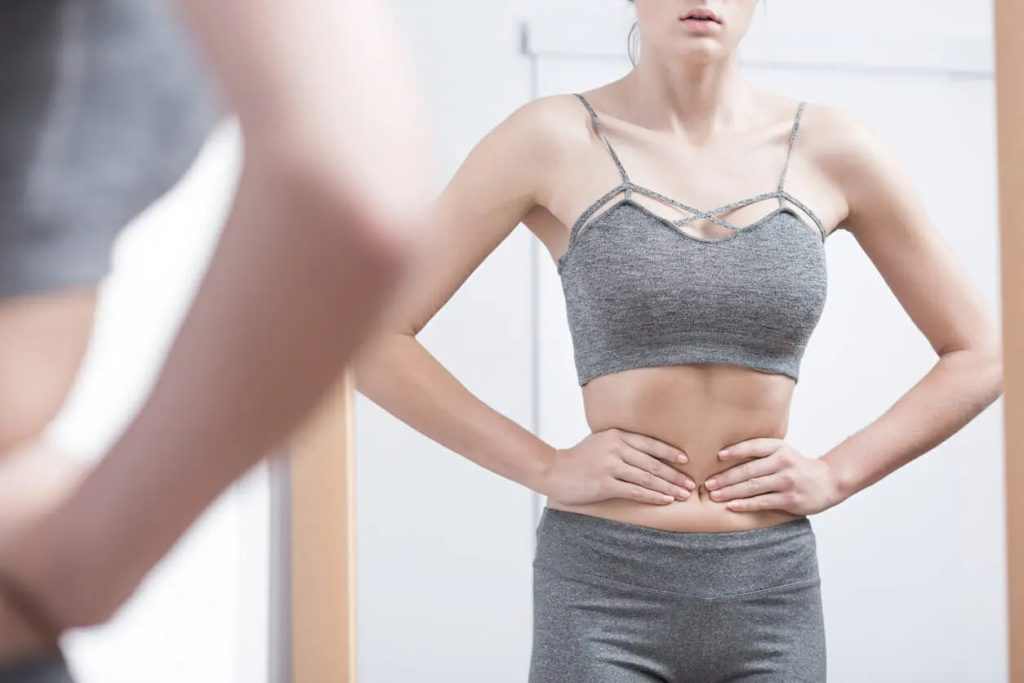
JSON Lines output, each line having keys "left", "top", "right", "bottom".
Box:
{"left": 533, "top": 507, "right": 819, "bottom": 600}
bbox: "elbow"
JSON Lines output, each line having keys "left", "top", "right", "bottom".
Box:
{"left": 244, "top": 134, "right": 422, "bottom": 281}
{"left": 58, "top": 590, "right": 122, "bottom": 631}
{"left": 282, "top": 155, "right": 418, "bottom": 271}
{"left": 45, "top": 553, "right": 151, "bottom": 630}
{"left": 986, "top": 347, "right": 1004, "bottom": 403}
{"left": 350, "top": 327, "right": 416, "bottom": 400}
{"left": 938, "top": 335, "right": 1004, "bottom": 406}
{"left": 1, "top": 562, "right": 121, "bottom": 636}
{"left": 971, "top": 340, "right": 1004, "bottom": 405}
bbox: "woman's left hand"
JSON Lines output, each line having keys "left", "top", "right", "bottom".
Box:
{"left": 703, "top": 438, "right": 843, "bottom": 515}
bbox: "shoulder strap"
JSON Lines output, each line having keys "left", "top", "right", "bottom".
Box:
{"left": 573, "top": 93, "right": 632, "bottom": 193}
{"left": 777, "top": 100, "right": 806, "bottom": 200}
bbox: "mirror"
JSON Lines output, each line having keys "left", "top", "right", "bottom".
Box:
{"left": 352, "top": 2, "right": 1009, "bottom": 681}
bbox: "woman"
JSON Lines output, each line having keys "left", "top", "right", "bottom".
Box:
{"left": 352, "top": 1, "right": 1003, "bottom": 680}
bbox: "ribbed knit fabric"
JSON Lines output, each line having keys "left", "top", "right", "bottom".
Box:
{"left": 558, "top": 93, "right": 829, "bottom": 386}
{"left": 0, "top": 0, "right": 220, "bottom": 298}
{"left": 530, "top": 508, "right": 827, "bottom": 682}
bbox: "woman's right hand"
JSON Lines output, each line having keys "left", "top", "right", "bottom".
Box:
{"left": 539, "top": 428, "right": 696, "bottom": 506}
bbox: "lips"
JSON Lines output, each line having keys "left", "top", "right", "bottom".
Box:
{"left": 681, "top": 8, "right": 722, "bottom": 23}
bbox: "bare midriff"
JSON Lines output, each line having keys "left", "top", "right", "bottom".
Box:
{"left": 545, "top": 362, "right": 806, "bottom": 533}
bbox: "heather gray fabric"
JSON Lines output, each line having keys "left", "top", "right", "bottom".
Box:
{"left": 0, "top": 0, "right": 220, "bottom": 298}
{"left": 0, "top": 652, "right": 74, "bottom": 683}
{"left": 557, "top": 93, "right": 829, "bottom": 386}
{"left": 530, "top": 508, "right": 827, "bottom": 682}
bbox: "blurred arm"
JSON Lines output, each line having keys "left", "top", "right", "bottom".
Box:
{"left": 0, "top": 0, "right": 434, "bottom": 631}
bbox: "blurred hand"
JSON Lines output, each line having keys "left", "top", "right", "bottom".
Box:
{"left": 704, "top": 437, "right": 841, "bottom": 515}
{"left": 540, "top": 428, "right": 697, "bottom": 506}
{"left": 0, "top": 445, "right": 90, "bottom": 552}
{"left": 0, "top": 444, "right": 91, "bottom": 661}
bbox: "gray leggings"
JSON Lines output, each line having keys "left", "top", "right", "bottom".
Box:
{"left": 530, "top": 508, "right": 826, "bottom": 682}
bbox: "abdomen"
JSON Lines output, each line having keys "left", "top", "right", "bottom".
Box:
{"left": 546, "top": 363, "right": 805, "bottom": 532}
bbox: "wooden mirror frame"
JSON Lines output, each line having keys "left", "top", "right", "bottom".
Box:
{"left": 995, "top": 1, "right": 1023, "bottom": 679}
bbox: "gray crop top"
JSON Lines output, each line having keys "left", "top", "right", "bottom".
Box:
{"left": 557, "top": 93, "right": 829, "bottom": 386}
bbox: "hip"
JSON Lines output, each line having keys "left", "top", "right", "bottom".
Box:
{"left": 533, "top": 506, "right": 819, "bottom": 600}
{"left": 530, "top": 507, "right": 827, "bottom": 681}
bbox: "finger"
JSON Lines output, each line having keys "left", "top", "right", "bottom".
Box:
{"left": 724, "top": 492, "right": 792, "bottom": 513}
{"left": 620, "top": 447, "right": 696, "bottom": 492}
{"left": 619, "top": 431, "right": 689, "bottom": 465}
{"left": 704, "top": 456, "right": 779, "bottom": 491}
{"left": 708, "top": 473, "right": 788, "bottom": 502}
{"left": 608, "top": 480, "right": 675, "bottom": 505}
{"left": 614, "top": 460, "right": 691, "bottom": 500}
{"left": 718, "top": 437, "right": 784, "bottom": 460}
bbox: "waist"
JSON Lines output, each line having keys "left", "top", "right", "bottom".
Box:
{"left": 546, "top": 497, "right": 803, "bottom": 533}
{"left": 534, "top": 507, "right": 819, "bottom": 599}
{"left": 564, "top": 363, "right": 800, "bottom": 532}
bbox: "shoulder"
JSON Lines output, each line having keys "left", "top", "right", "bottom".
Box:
{"left": 491, "top": 93, "right": 595, "bottom": 155}
{"left": 797, "top": 100, "right": 902, "bottom": 191}
{"left": 460, "top": 93, "right": 597, "bottom": 194}
{"left": 796, "top": 100, "right": 910, "bottom": 234}
{"left": 439, "top": 94, "right": 594, "bottom": 209}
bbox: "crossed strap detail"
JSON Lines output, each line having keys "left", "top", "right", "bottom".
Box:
{"left": 573, "top": 93, "right": 809, "bottom": 234}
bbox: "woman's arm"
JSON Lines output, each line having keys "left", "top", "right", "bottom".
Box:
{"left": 0, "top": 0, "right": 432, "bottom": 633}
{"left": 352, "top": 95, "right": 697, "bottom": 506}
{"left": 815, "top": 105, "right": 1003, "bottom": 503}
{"left": 352, "top": 97, "right": 561, "bottom": 491}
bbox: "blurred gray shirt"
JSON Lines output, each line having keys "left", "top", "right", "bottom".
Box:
{"left": 0, "top": 0, "right": 220, "bottom": 298}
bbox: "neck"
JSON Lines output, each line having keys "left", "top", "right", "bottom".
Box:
{"left": 624, "top": 48, "right": 752, "bottom": 140}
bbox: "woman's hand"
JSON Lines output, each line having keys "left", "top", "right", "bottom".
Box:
{"left": 539, "top": 428, "right": 697, "bottom": 506}
{"left": 703, "top": 437, "right": 843, "bottom": 515}
{"left": 0, "top": 444, "right": 90, "bottom": 662}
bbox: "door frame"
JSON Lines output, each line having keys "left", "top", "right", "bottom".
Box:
{"left": 994, "top": 1, "right": 1023, "bottom": 679}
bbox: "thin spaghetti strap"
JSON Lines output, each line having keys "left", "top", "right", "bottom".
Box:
{"left": 573, "top": 93, "right": 632, "bottom": 197}
{"left": 777, "top": 100, "right": 806, "bottom": 205}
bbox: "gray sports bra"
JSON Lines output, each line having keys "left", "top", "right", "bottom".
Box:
{"left": 557, "top": 93, "right": 829, "bottom": 386}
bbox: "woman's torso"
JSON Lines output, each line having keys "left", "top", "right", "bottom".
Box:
{"left": 547, "top": 364, "right": 804, "bottom": 532}
{"left": 523, "top": 85, "right": 840, "bottom": 533}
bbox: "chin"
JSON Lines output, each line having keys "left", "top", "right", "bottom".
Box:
{"left": 671, "top": 42, "right": 726, "bottom": 64}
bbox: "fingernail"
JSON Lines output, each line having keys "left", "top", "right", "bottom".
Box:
{"left": 677, "top": 453, "right": 688, "bottom": 463}
{"left": 718, "top": 448, "right": 730, "bottom": 456}
{"left": 705, "top": 478, "right": 717, "bottom": 489}
{"left": 677, "top": 487, "right": 689, "bottom": 497}
{"left": 710, "top": 490, "right": 721, "bottom": 500}
{"left": 685, "top": 479, "right": 696, "bottom": 490}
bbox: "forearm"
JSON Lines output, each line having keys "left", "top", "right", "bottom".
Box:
{"left": 352, "top": 332, "right": 557, "bottom": 495}
{"left": 820, "top": 346, "right": 1003, "bottom": 502}
{"left": 10, "top": 163, "right": 414, "bottom": 629}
